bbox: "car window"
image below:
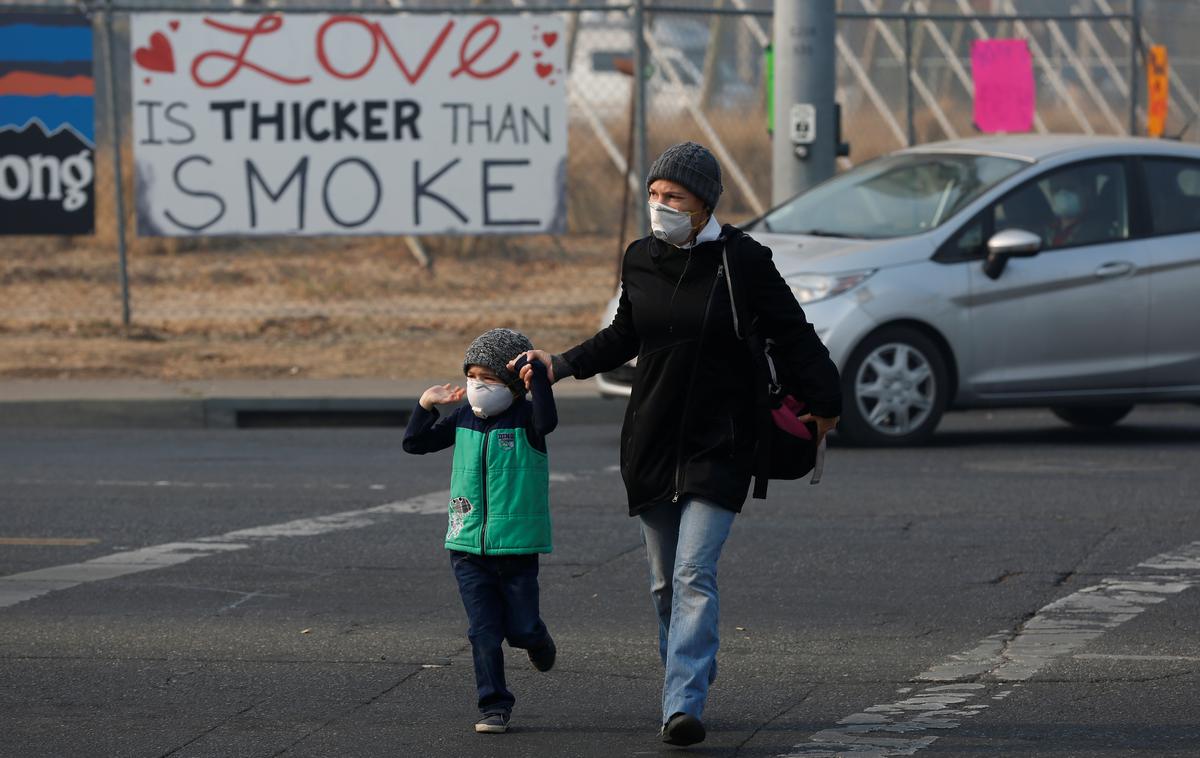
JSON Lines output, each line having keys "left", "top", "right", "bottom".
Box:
{"left": 939, "top": 210, "right": 988, "bottom": 261}
{"left": 756, "top": 153, "right": 1026, "bottom": 239}
{"left": 1142, "top": 158, "right": 1200, "bottom": 236}
{"left": 994, "top": 161, "right": 1129, "bottom": 251}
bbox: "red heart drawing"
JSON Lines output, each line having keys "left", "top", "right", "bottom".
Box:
{"left": 542, "top": 32, "right": 558, "bottom": 48}
{"left": 134, "top": 32, "right": 175, "bottom": 74}
{"left": 533, "top": 50, "right": 542, "bottom": 58}
{"left": 169, "top": 20, "right": 179, "bottom": 31}
{"left": 535, "top": 62, "right": 553, "bottom": 79}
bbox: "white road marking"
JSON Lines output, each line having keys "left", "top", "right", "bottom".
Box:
{"left": 782, "top": 684, "right": 1007, "bottom": 757}
{"left": 1074, "top": 653, "right": 1200, "bottom": 662}
{"left": 780, "top": 540, "right": 1200, "bottom": 757}
{"left": 218, "top": 589, "right": 281, "bottom": 613}
{"left": 152, "top": 583, "right": 289, "bottom": 613}
{"left": 1139, "top": 541, "right": 1200, "bottom": 571}
{"left": 11, "top": 478, "right": 387, "bottom": 492}
{"left": 13, "top": 469, "right": 608, "bottom": 491}
{"left": 964, "top": 460, "right": 1174, "bottom": 475}
{"left": 0, "top": 490, "right": 449, "bottom": 610}
{"left": 0, "top": 537, "right": 99, "bottom": 546}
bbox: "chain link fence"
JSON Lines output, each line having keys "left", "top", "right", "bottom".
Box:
{"left": 1, "top": 0, "right": 1195, "bottom": 379}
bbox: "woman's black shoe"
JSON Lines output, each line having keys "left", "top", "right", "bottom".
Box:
{"left": 661, "top": 712, "right": 705, "bottom": 746}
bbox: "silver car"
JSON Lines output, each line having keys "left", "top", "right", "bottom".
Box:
{"left": 596, "top": 135, "right": 1200, "bottom": 445}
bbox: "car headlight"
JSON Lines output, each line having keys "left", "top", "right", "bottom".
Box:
{"left": 787, "top": 270, "right": 875, "bottom": 304}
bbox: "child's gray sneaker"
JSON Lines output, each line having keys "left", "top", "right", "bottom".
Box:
{"left": 527, "top": 635, "right": 556, "bottom": 672}
{"left": 475, "top": 711, "right": 510, "bottom": 734}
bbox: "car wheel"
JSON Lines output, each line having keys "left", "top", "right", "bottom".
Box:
{"left": 1051, "top": 405, "right": 1133, "bottom": 428}
{"left": 837, "top": 327, "right": 949, "bottom": 446}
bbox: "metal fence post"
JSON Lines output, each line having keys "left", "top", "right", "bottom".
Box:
{"left": 904, "top": 13, "right": 915, "bottom": 146}
{"left": 632, "top": 0, "right": 648, "bottom": 235}
{"left": 1129, "top": 0, "right": 1140, "bottom": 135}
{"left": 103, "top": 0, "right": 131, "bottom": 327}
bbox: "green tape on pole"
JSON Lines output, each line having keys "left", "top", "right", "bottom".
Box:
{"left": 765, "top": 43, "right": 774, "bottom": 135}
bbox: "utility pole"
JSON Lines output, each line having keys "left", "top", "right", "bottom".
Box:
{"left": 772, "top": 0, "right": 837, "bottom": 205}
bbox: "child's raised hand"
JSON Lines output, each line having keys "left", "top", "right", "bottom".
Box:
{"left": 420, "top": 383, "right": 465, "bottom": 411}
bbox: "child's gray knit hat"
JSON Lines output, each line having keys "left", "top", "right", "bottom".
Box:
{"left": 463, "top": 328, "right": 534, "bottom": 387}
{"left": 646, "top": 141, "right": 723, "bottom": 210}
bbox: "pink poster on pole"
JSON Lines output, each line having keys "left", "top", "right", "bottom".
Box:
{"left": 971, "top": 39, "right": 1035, "bottom": 133}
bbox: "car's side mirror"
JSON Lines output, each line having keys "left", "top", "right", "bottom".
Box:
{"left": 983, "top": 228, "right": 1042, "bottom": 279}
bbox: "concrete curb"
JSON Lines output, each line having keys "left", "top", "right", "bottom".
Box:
{"left": 0, "top": 395, "right": 626, "bottom": 429}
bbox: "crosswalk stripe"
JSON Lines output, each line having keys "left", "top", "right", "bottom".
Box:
{"left": 0, "top": 490, "right": 449, "bottom": 610}
{"left": 0, "top": 537, "right": 99, "bottom": 546}
{"left": 780, "top": 540, "right": 1200, "bottom": 757}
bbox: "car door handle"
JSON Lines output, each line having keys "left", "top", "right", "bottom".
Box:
{"left": 1094, "top": 261, "right": 1135, "bottom": 279}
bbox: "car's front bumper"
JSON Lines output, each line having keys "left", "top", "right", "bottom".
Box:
{"left": 798, "top": 292, "right": 880, "bottom": 373}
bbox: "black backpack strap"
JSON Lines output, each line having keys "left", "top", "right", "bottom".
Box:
{"left": 722, "top": 238, "right": 773, "bottom": 499}
{"left": 720, "top": 226, "right": 754, "bottom": 340}
{"left": 721, "top": 226, "right": 760, "bottom": 344}
{"left": 720, "top": 243, "right": 743, "bottom": 338}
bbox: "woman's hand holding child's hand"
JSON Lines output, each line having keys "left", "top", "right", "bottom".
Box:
{"left": 420, "top": 383, "right": 466, "bottom": 411}
{"left": 507, "top": 350, "right": 554, "bottom": 390}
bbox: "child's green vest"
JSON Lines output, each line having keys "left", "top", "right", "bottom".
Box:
{"left": 445, "top": 424, "right": 551, "bottom": 555}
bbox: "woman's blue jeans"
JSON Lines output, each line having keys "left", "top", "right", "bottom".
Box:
{"left": 639, "top": 497, "right": 736, "bottom": 724}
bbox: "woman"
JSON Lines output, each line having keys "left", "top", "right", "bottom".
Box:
{"left": 513, "top": 141, "right": 841, "bottom": 746}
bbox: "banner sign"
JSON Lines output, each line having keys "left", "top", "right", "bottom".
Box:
{"left": 0, "top": 12, "right": 95, "bottom": 235}
{"left": 130, "top": 13, "right": 567, "bottom": 236}
{"left": 1146, "top": 44, "right": 1168, "bottom": 138}
{"left": 971, "top": 39, "right": 1035, "bottom": 134}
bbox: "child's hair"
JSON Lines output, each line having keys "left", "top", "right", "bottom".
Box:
{"left": 463, "top": 328, "right": 534, "bottom": 388}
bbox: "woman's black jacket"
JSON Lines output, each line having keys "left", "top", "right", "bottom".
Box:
{"left": 558, "top": 225, "right": 842, "bottom": 517}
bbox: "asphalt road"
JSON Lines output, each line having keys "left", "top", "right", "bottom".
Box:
{"left": 2, "top": 405, "right": 1199, "bottom": 757}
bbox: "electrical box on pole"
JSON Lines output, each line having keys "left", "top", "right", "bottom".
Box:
{"left": 772, "top": 0, "right": 839, "bottom": 206}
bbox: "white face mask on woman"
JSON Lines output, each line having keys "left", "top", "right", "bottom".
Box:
{"left": 648, "top": 201, "right": 700, "bottom": 246}
{"left": 466, "top": 379, "right": 515, "bottom": 419}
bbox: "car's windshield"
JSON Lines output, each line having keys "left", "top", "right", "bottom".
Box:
{"left": 757, "top": 152, "right": 1028, "bottom": 238}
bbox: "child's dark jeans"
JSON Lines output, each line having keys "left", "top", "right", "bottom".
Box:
{"left": 450, "top": 550, "right": 551, "bottom": 714}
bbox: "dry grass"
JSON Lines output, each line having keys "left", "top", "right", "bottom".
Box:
{"left": 0, "top": 232, "right": 618, "bottom": 380}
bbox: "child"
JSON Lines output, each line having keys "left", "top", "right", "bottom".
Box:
{"left": 402, "top": 328, "right": 558, "bottom": 734}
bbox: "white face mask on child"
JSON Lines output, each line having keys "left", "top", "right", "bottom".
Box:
{"left": 467, "top": 379, "right": 514, "bottom": 419}
{"left": 648, "top": 201, "right": 699, "bottom": 246}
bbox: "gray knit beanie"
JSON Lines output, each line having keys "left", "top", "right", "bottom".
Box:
{"left": 646, "top": 141, "right": 723, "bottom": 210}
{"left": 463, "top": 328, "right": 534, "bottom": 388}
